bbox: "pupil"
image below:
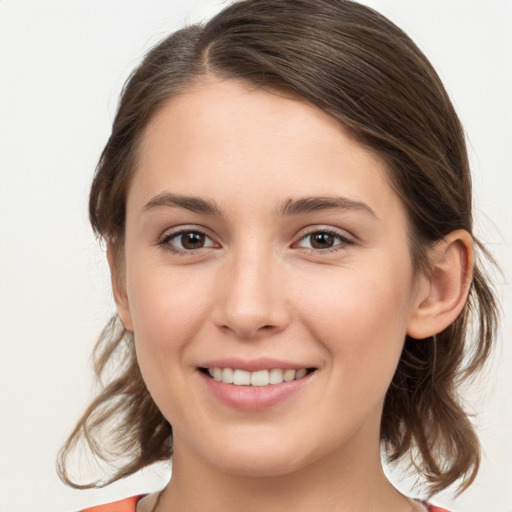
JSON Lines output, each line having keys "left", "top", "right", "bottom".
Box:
{"left": 312, "top": 232, "right": 334, "bottom": 248}
{"left": 182, "top": 232, "right": 204, "bottom": 249}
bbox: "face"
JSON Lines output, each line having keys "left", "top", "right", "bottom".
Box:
{"left": 116, "top": 78, "right": 426, "bottom": 477}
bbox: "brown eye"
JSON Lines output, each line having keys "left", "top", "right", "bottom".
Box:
{"left": 181, "top": 231, "right": 205, "bottom": 249}
{"left": 161, "top": 229, "right": 218, "bottom": 253}
{"left": 296, "top": 229, "right": 352, "bottom": 252}
{"left": 309, "top": 232, "right": 336, "bottom": 249}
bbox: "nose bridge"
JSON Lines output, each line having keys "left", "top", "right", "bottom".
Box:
{"left": 214, "top": 240, "right": 288, "bottom": 338}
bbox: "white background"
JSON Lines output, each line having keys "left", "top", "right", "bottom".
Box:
{"left": 0, "top": 1, "right": 511, "bottom": 511}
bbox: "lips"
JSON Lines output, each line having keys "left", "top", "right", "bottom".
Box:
{"left": 197, "top": 359, "right": 317, "bottom": 411}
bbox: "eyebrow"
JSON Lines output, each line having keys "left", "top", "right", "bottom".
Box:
{"left": 143, "top": 192, "right": 224, "bottom": 216}
{"left": 277, "top": 196, "right": 377, "bottom": 218}
{"left": 143, "top": 192, "right": 376, "bottom": 219}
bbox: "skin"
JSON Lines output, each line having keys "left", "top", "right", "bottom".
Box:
{"left": 110, "top": 78, "right": 473, "bottom": 512}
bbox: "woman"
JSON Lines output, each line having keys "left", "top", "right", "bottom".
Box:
{"left": 58, "top": 1, "right": 498, "bottom": 511}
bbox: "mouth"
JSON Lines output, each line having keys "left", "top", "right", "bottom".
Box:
{"left": 199, "top": 367, "right": 316, "bottom": 386}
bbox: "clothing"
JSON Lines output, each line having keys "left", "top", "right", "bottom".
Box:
{"left": 79, "top": 495, "right": 451, "bottom": 512}
{"left": 80, "top": 495, "right": 143, "bottom": 512}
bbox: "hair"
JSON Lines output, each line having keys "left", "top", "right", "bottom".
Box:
{"left": 58, "top": 0, "right": 498, "bottom": 497}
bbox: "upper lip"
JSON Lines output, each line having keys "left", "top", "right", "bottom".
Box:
{"left": 198, "top": 357, "right": 315, "bottom": 372}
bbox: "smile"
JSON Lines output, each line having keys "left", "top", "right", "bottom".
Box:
{"left": 204, "top": 367, "right": 312, "bottom": 386}
{"left": 198, "top": 360, "right": 317, "bottom": 410}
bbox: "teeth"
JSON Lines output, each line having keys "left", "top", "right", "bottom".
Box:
{"left": 283, "top": 369, "right": 295, "bottom": 382}
{"left": 213, "top": 367, "right": 222, "bottom": 382}
{"left": 206, "top": 367, "right": 310, "bottom": 386}
{"left": 233, "top": 369, "right": 251, "bottom": 385}
{"left": 269, "top": 368, "right": 284, "bottom": 385}
{"left": 222, "top": 367, "right": 234, "bottom": 384}
{"left": 251, "top": 370, "right": 269, "bottom": 387}
{"left": 295, "top": 368, "right": 307, "bottom": 379}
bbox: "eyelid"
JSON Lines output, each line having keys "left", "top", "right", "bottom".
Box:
{"left": 155, "top": 224, "right": 355, "bottom": 255}
{"left": 156, "top": 225, "right": 220, "bottom": 254}
{"left": 293, "top": 226, "right": 355, "bottom": 252}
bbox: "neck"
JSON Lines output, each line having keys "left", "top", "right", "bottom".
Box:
{"left": 158, "top": 431, "right": 413, "bottom": 512}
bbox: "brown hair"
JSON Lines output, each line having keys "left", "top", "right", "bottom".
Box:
{"left": 58, "top": 0, "right": 498, "bottom": 496}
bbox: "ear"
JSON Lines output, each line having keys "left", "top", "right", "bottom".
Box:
{"left": 106, "top": 241, "right": 133, "bottom": 332}
{"left": 407, "top": 230, "right": 474, "bottom": 340}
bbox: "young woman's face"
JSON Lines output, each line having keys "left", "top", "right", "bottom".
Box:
{"left": 118, "top": 79, "right": 426, "bottom": 476}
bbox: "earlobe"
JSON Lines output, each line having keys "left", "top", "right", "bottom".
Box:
{"left": 106, "top": 242, "right": 134, "bottom": 332}
{"left": 407, "top": 230, "right": 474, "bottom": 340}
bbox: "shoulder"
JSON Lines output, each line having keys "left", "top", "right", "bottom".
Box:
{"left": 79, "top": 495, "right": 145, "bottom": 512}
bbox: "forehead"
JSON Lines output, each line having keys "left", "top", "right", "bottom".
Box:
{"left": 131, "top": 78, "right": 403, "bottom": 221}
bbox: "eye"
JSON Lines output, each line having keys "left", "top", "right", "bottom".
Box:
{"left": 295, "top": 229, "right": 352, "bottom": 251}
{"left": 159, "top": 229, "right": 218, "bottom": 253}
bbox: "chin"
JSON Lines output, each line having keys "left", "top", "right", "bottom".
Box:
{"left": 214, "top": 455, "right": 306, "bottom": 478}
{"left": 201, "top": 435, "right": 320, "bottom": 478}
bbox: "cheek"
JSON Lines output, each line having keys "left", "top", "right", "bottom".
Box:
{"left": 295, "top": 262, "right": 415, "bottom": 389}
{"left": 127, "top": 262, "right": 206, "bottom": 338}
{"left": 124, "top": 260, "right": 214, "bottom": 391}
{"left": 125, "top": 265, "right": 216, "bottom": 422}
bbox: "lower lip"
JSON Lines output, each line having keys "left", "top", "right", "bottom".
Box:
{"left": 199, "top": 371, "right": 314, "bottom": 411}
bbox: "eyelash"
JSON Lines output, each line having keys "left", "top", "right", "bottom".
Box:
{"left": 157, "top": 228, "right": 218, "bottom": 255}
{"left": 293, "top": 228, "right": 354, "bottom": 253}
{"left": 157, "top": 227, "right": 354, "bottom": 255}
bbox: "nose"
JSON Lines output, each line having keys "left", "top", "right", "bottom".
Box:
{"left": 212, "top": 247, "right": 291, "bottom": 340}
